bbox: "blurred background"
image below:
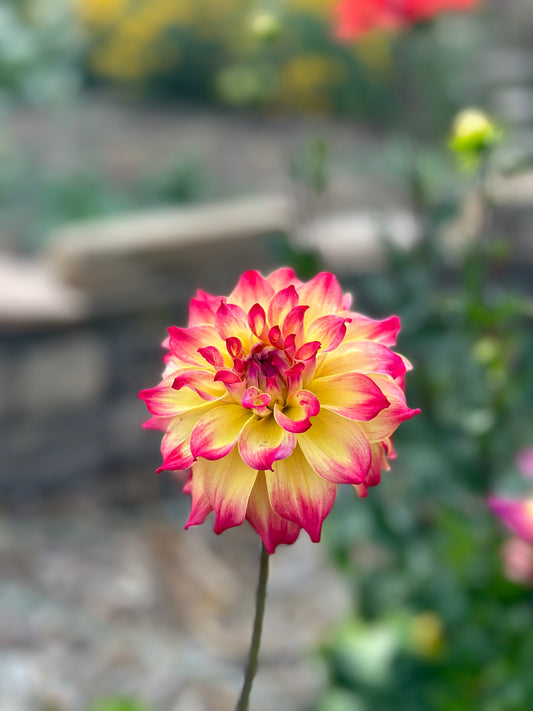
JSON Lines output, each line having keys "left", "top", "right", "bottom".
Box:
{"left": 1, "top": 0, "right": 533, "bottom": 710}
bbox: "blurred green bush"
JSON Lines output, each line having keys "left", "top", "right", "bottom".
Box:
{"left": 309, "top": 135, "right": 533, "bottom": 710}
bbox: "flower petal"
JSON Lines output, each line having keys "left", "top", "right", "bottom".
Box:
{"left": 193, "top": 447, "right": 258, "bottom": 533}
{"left": 188, "top": 290, "right": 224, "bottom": 326}
{"left": 266, "top": 447, "right": 337, "bottom": 541}
{"left": 310, "top": 372, "right": 389, "bottom": 421}
{"left": 190, "top": 404, "right": 253, "bottom": 460}
{"left": 214, "top": 301, "right": 251, "bottom": 343}
{"left": 157, "top": 402, "right": 217, "bottom": 472}
{"left": 282, "top": 305, "right": 309, "bottom": 341}
{"left": 142, "top": 415, "right": 173, "bottom": 431}
{"left": 298, "top": 409, "right": 371, "bottom": 484}
{"left": 268, "top": 285, "right": 299, "bottom": 327}
{"left": 172, "top": 369, "right": 224, "bottom": 401}
{"left": 238, "top": 414, "right": 297, "bottom": 470}
{"left": 167, "top": 325, "right": 224, "bottom": 366}
{"left": 184, "top": 473, "right": 213, "bottom": 527}
{"left": 294, "top": 341, "right": 321, "bottom": 361}
{"left": 242, "top": 387, "right": 271, "bottom": 417}
{"left": 139, "top": 379, "right": 212, "bottom": 417}
{"left": 353, "top": 442, "right": 390, "bottom": 498}
{"left": 360, "top": 374, "right": 420, "bottom": 441}
{"left": 274, "top": 390, "right": 320, "bottom": 433}
{"left": 213, "top": 368, "right": 246, "bottom": 401}
{"left": 317, "top": 341, "right": 407, "bottom": 380}
{"left": 245, "top": 471, "right": 301, "bottom": 553}
{"left": 342, "top": 313, "right": 401, "bottom": 346}
{"left": 306, "top": 314, "right": 350, "bottom": 353}
{"left": 248, "top": 303, "right": 268, "bottom": 340}
{"left": 198, "top": 345, "right": 226, "bottom": 368}
{"left": 298, "top": 272, "right": 343, "bottom": 322}
{"left": 228, "top": 270, "right": 275, "bottom": 311}
{"left": 266, "top": 267, "right": 302, "bottom": 291}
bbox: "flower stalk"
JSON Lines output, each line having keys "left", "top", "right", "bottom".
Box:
{"left": 236, "top": 543, "right": 270, "bottom": 711}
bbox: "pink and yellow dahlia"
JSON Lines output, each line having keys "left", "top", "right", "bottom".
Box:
{"left": 140, "top": 269, "right": 419, "bottom": 552}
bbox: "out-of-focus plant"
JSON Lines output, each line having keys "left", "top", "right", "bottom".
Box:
{"left": 0, "top": 0, "right": 82, "bottom": 110}
{"left": 71, "top": 0, "right": 479, "bottom": 125}
{"left": 1, "top": 153, "right": 210, "bottom": 252}
{"left": 310, "top": 41, "right": 533, "bottom": 706}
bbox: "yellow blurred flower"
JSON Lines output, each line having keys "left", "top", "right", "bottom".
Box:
{"left": 71, "top": 0, "right": 129, "bottom": 28}
{"left": 90, "top": 40, "right": 147, "bottom": 81}
{"left": 354, "top": 31, "right": 393, "bottom": 76}
{"left": 279, "top": 53, "right": 345, "bottom": 112}
{"left": 409, "top": 612, "right": 444, "bottom": 658}
{"left": 286, "top": 0, "right": 337, "bottom": 17}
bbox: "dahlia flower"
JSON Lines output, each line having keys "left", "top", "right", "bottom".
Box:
{"left": 140, "top": 269, "right": 419, "bottom": 553}
{"left": 335, "top": 0, "right": 480, "bottom": 39}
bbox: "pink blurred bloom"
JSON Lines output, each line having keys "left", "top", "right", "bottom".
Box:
{"left": 488, "top": 497, "right": 533, "bottom": 544}
{"left": 335, "top": 0, "right": 480, "bottom": 39}
{"left": 516, "top": 448, "right": 533, "bottom": 480}
{"left": 501, "top": 537, "right": 533, "bottom": 586}
{"left": 140, "top": 269, "right": 419, "bottom": 553}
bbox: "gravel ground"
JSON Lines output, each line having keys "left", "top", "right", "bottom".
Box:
{"left": 0, "top": 491, "right": 351, "bottom": 711}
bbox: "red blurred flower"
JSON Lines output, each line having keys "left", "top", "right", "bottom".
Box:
{"left": 335, "top": 0, "right": 480, "bottom": 39}
{"left": 140, "top": 269, "right": 419, "bottom": 553}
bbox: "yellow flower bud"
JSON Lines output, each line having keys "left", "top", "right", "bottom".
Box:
{"left": 449, "top": 108, "right": 502, "bottom": 156}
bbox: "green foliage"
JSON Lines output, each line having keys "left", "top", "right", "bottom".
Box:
{"left": 0, "top": 1, "right": 81, "bottom": 109}
{"left": 141, "top": 156, "right": 209, "bottom": 205}
{"left": 0, "top": 149, "right": 209, "bottom": 251}
{"left": 310, "top": 128, "right": 533, "bottom": 710}
{"left": 290, "top": 137, "right": 328, "bottom": 194}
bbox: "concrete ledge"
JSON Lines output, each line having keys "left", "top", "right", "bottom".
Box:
{"left": 0, "top": 253, "right": 88, "bottom": 330}
{"left": 48, "top": 195, "right": 296, "bottom": 298}
{"left": 294, "top": 210, "right": 420, "bottom": 274}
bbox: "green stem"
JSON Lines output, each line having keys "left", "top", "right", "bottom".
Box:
{"left": 466, "top": 155, "right": 492, "bottom": 312}
{"left": 235, "top": 543, "right": 270, "bottom": 711}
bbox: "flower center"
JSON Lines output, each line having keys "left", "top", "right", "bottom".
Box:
{"left": 243, "top": 343, "right": 291, "bottom": 402}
